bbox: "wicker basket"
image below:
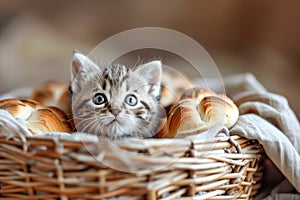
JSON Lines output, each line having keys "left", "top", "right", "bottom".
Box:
{"left": 0, "top": 132, "right": 263, "bottom": 200}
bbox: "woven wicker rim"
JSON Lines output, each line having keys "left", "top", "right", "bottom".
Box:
{"left": 0, "top": 133, "right": 263, "bottom": 200}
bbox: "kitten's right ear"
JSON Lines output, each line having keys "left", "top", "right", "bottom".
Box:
{"left": 70, "top": 51, "right": 98, "bottom": 93}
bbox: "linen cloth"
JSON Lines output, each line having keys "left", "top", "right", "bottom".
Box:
{"left": 194, "top": 73, "right": 300, "bottom": 199}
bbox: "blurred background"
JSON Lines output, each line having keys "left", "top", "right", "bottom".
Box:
{"left": 0, "top": 0, "right": 299, "bottom": 118}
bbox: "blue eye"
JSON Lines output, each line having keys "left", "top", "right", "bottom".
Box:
{"left": 93, "top": 93, "right": 107, "bottom": 105}
{"left": 125, "top": 94, "right": 138, "bottom": 106}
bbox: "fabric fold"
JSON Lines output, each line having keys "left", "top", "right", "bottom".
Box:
{"left": 231, "top": 114, "right": 300, "bottom": 192}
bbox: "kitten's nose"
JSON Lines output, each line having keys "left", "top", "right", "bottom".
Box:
{"left": 110, "top": 109, "right": 121, "bottom": 117}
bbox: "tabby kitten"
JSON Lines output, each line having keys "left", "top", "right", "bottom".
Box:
{"left": 70, "top": 51, "right": 163, "bottom": 139}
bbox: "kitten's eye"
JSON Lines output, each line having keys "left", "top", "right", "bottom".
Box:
{"left": 125, "top": 94, "right": 138, "bottom": 106}
{"left": 93, "top": 93, "right": 107, "bottom": 105}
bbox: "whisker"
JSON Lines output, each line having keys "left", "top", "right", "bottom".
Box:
{"left": 73, "top": 116, "right": 96, "bottom": 132}
{"left": 93, "top": 123, "right": 102, "bottom": 136}
{"left": 81, "top": 119, "right": 98, "bottom": 133}
{"left": 90, "top": 120, "right": 101, "bottom": 136}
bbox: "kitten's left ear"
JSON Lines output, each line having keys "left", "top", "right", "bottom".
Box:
{"left": 135, "top": 61, "right": 162, "bottom": 98}
{"left": 70, "top": 51, "right": 99, "bottom": 93}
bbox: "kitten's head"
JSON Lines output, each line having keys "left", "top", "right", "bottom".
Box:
{"left": 70, "top": 51, "right": 163, "bottom": 139}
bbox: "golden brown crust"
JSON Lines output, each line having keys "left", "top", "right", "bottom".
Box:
{"left": 168, "top": 99, "right": 202, "bottom": 137}
{"left": 0, "top": 99, "right": 35, "bottom": 120}
{"left": 156, "top": 88, "right": 239, "bottom": 138}
{"left": 181, "top": 88, "right": 216, "bottom": 102}
{"left": 0, "top": 98, "right": 73, "bottom": 134}
{"left": 0, "top": 98, "right": 22, "bottom": 107}
{"left": 46, "top": 106, "right": 73, "bottom": 133}
{"left": 26, "top": 108, "right": 65, "bottom": 133}
{"left": 29, "top": 81, "right": 71, "bottom": 115}
{"left": 160, "top": 70, "right": 194, "bottom": 107}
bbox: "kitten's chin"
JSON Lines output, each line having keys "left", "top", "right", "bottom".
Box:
{"left": 104, "top": 122, "right": 128, "bottom": 138}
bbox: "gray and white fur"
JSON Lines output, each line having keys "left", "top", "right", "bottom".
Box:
{"left": 70, "top": 51, "right": 163, "bottom": 139}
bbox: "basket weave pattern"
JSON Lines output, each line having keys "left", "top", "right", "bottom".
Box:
{"left": 0, "top": 134, "right": 263, "bottom": 200}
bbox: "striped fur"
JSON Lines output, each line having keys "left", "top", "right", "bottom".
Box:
{"left": 71, "top": 52, "right": 163, "bottom": 139}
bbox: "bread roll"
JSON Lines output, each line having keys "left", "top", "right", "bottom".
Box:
{"left": 156, "top": 88, "right": 239, "bottom": 138}
{"left": 0, "top": 99, "right": 73, "bottom": 134}
{"left": 160, "top": 70, "right": 194, "bottom": 107}
{"left": 29, "top": 81, "right": 71, "bottom": 115}
{"left": 181, "top": 88, "right": 216, "bottom": 103}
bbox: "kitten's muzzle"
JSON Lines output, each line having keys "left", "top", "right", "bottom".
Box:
{"left": 110, "top": 108, "right": 121, "bottom": 117}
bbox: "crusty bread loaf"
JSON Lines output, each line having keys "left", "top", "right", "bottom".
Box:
{"left": 160, "top": 69, "right": 194, "bottom": 107}
{"left": 29, "top": 81, "right": 71, "bottom": 115}
{"left": 156, "top": 88, "right": 239, "bottom": 138}
{"left": 0, "top": 99, "right": 73, "bottom": 134}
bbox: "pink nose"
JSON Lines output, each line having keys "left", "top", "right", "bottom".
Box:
{"left": 110, "top": 109, "right": 121, "bottom": 116}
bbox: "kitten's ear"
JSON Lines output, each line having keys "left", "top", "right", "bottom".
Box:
{"left": 135, "top": 61, "right": 162, "bottom": 98}
{"left": 70, "top": 51, "right": 99, "bottom": 93}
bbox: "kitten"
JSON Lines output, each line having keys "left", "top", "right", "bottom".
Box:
{"left": 70, "top": 51, "right": 163, "bottom": 139}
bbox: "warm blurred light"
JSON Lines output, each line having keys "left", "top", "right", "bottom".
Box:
{"left": 0, "top": 0, "right": 299, "bottom": 117}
